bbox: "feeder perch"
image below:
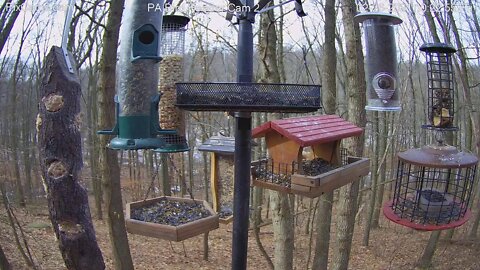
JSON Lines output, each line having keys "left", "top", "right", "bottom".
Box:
{"left": 199, "top": 136, "right": 236, "bottom": 224}
{"left": 384, "top": 145, "right": 478, "bottom": 231}
{"left": 125, "top": 196, "right": 219, "bottom": 242}
{"left": 98, "top": 0, "right": 187, "bottom": 151}
{"left": 420, "top": 43, "right": 457, "bottom": 130}
{"left": 251, "top": 115, "right": 370, "bottom": 198}
{"left": 355, "top": 12, "right": 403, "bottom": 111}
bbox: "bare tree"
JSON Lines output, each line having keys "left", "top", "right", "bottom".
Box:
{"left": 97, "top": 0, "right": 134, "bottom": 269}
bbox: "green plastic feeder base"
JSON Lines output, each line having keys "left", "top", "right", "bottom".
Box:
{"left": 154, "top": 144, "right": 190, "bottom": 153}
{"left": 109, "top": 137, "right": 168, "bottom": 150}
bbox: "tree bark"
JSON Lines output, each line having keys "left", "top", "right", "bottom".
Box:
{"left": 97, "top": 1, "right": 134, "bottom": 269}
{"left": 0, "top": 242, "right": 10, "bottom": 270}
{"left": 312, "top": 0, "right": 336, "bottom": 268}
{"left": 332, "top": 0, "right": 366, "bottom": 269}
{"left": 37, "top": 46, "right": 105, "bottom": 270}
{"left": 416, "top": 231, "right": 441, "bottom": 268}
{"left": 270, "top": 191, "right": 295, "bottom": 270}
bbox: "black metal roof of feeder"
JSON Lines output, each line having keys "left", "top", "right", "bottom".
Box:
{"left": 420, "top": 43, "right": 457, "bottom": 54}
{"left": 162, "top": 15, "right": 190, "bottom": 29}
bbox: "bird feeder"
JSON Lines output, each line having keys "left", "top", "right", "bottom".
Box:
{"left": 160, "top": 15, "right": 190, "bottom": 57}
{"left": 98, "top": 0, "right": 186, "bottom": 151}
{"left": 420, "top": 43, "right": 457, "bottom": 130}
{"left": 153, "top": 15, "right": 191, "bottom": 153}
{"left": 384, "top": 145, "right": 478, "bottom": 230}
{"left": 199, "top": 136, "right": 236, "bottom": 224}
{"left": 251, "top": 115, "right": 370, "bottom": 198}
{"left": 355, "top": 12, "right": 403, "bottom": 111}
{"left": 125, "top": 196, "right": 219, "bottom": 241}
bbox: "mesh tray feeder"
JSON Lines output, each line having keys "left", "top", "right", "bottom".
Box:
{"left": 176, "top": 82, "right": 321, "bottom": 112}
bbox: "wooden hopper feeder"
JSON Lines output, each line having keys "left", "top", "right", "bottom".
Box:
{"left": 252, "top": 115, "right": 370, "bottom": 198}
{"left": 125, "top": 196, "right": 219, "bottom": 242}
{"left": 199, "top": 136, "right": 236, "bottom": 224}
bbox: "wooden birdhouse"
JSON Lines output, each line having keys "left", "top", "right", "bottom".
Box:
{"left": 251, "top": 115, "right": 370, "bottom": 198}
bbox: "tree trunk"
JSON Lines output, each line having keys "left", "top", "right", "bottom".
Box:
{"left": 270, "top": 191, "right": 295, "bottom": 270}
{"left": 312, "top": 0, "right": 336, "bottom": 268}
{"left": 97, "top": 1, "right": 134, "bottom": 269}
{"left": 0, "top": 0, "right": 26, "bottom": 55}
{"left": 0, "top": 242, "right": 10, "bottom": 270}
{"left": 416, "top": 231, "right": 441, "bottom": 268}
{"left": 332, "top": 0, "right": 366, "bottom": 269}
{"left": 37, "top": 46, "right": 105, "bottom": 270}
{"left": 259, "top": 3, "right": 294, "bottom": 269}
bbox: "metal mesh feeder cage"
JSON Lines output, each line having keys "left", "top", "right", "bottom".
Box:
{"left": 98, "top": 0, "right": 186, "bottom": 150}
{"left": 420, "top": 43, "right": 457, "bottom": 130}
{"left": 161, "top": 15, "right": 189, "bottom": 57}
{"left": 176, "top": 82, "right": 321, "bottom": 113}
{"left": 355, "top": 12, "right": 403, "bottom": 111}
{"left": 384, "top": 145, "right": 478, "bottom": 231}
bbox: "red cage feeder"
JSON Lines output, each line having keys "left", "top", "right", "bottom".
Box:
{"left": 384, "top": 145, "right": 478, "bottom": 231}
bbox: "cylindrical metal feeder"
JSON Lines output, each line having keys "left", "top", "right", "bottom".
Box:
{"left": 154, "top": 15, "right": 190, "bottom": 153}
{"left": 384, "top": 145, "right": 478, "bottom": 230}
{"left": 98, "top": 0, "right": 186, "bottom": 150}
{"left": 355, "top": 12, "right": 403, "bottom": 111}
{"left": 420, "top": 43, "right": 457, "bottom": 130}
{"left": 160, "top": 15, "right": 190, "bottom": 57}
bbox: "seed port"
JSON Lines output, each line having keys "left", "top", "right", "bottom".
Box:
{"left": 139, "top": 30, "right": 155, "bottom": 44}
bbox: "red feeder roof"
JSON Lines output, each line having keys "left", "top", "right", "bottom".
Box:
{"left": 252, "top": 115, "right": 363, "bottom": 147}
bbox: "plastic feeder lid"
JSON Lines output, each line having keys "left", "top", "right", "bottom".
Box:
{"left": 354, "top": 12, "right": 403, "bottom": 25}
{"left": 162, "top": 15, "right": 190, "bottom": 30}
{"left": 420, "top": 42, "right": 457, "bottom": 53}
{"left": 397, "top": 145, "right": 478, "bottom": 169}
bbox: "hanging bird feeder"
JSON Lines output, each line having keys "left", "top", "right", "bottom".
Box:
{"left": 98, "top": 0, "right": 186, "bottom": 150}
{"left": 355, "top": 12, "right": 403, "bottom": 111}
{"left": 153, "top": 15, "right": 191, "bottom": 153}
{"left": 420, "top": 43, "right": 457, "bottom": 130}
{"left": 251, "top": 115, "right": 370, "bottom": 198}
{"left": 384, "top": 145, "right": 477, "bottom": 230}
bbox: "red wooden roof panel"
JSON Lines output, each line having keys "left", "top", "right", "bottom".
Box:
{"left": 252, "top": 115, "right": 363, "bottom": 147}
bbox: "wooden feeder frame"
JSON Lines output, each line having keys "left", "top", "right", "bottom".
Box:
{"left": 125, "top": 196, "right": 219, "bottom": 242}
{"left": 199, "top": 136, "right": 255, "bottom": 224}
{"left": 251, "top": 115, "right": 370, "bottom": 197}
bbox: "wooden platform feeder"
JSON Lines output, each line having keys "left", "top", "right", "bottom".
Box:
{"left": 125, "top": 196, "right": 219, "bottom": 242}
{"left": 252, "top": 115, "right": 370, "bottom": 198}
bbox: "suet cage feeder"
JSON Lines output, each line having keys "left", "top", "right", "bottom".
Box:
{"left": 251, "top": 115, "right": 370, "bottom": 198}
{"left": 420, "top": 43, "right": 457, "bottom": 130}
{"left": 384, "top": 145, "right": 477, "bottom": 230}
{"left": 355, "top": 12, "right": 403, "bottom": 111}
{"left": 98, "top": 0, "right": 187, "bottom": 152}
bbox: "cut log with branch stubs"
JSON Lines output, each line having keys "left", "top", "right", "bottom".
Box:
{"left": 37, "top": 46, "right": 105, "bottom": 270}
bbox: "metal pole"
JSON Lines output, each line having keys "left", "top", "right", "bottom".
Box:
{"left": 232, "top": 1, "right": 255, "bottom": 269}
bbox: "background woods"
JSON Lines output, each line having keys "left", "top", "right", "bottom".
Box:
{"left": 1, "top": 0, "right": 480, "bottom": 269}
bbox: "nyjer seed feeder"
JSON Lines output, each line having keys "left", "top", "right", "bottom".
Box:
{"left": 98, "top": 0, "right": 187, "bottom": 151}
{"left": 355, "top": 12, "right": 403, "bottom": 111}
{"left": 384, "top": 145, "right": 478, "bottom": 230}
{"left": 420, "top": 43, "right": 457, "bottom": 130}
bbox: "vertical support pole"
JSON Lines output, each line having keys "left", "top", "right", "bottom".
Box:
{"left": 232, "top": 1, "right": 255, "bottom": 269}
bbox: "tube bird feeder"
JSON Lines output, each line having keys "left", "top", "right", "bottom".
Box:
{"left": 355, "top": 12, "right": 403, "bottom": 111}
{"left": 420, "top": 43, "right": 457, "bottom": 130}
{"left": 98, "top": 0, "right": 185, "bottom": 151}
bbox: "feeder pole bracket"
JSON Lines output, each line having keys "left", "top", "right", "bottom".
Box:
{"left": 61, "top": 0, "right": 75, "bottom": 74}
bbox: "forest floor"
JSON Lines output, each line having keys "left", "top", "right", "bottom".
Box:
{"left": 1, "top": 196, "right": 480, "bottom": 270}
